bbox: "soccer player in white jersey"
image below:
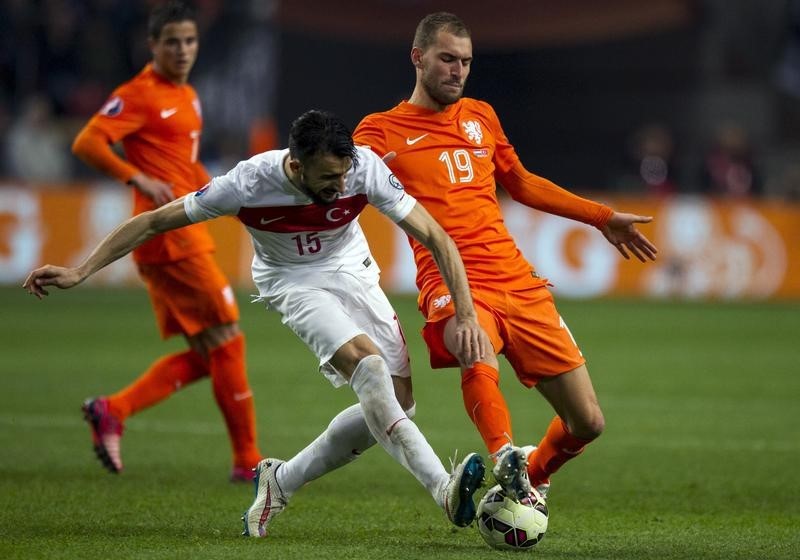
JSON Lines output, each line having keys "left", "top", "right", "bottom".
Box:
{"left": 24, "top": 109, "right": 491, "bottom": 536}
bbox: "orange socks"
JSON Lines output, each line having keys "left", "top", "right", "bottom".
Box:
{"left": 108, "top": 349, "right": 208, "bottom": 420}
{"left": 461, "top": 363, "right": 513, "bottom": 454}
{"left": 527, "top": 416, "right": 592, "bottom": 487}
{"left": 208, "top": 334, "right": 262, "bottom": 469}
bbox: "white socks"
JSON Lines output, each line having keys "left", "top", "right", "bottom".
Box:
{"left": 278, "top": 355, "right": 447, "bottom": 503}
{"left": 349, "top": 355, "right": 448, "bottom": 502}
{"left": 277, "top": 393, "right": 419, "bottom": 497}
{"left": 277, "top": 403, "right": 374, "bottom": 496}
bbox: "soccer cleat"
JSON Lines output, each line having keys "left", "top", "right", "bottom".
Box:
{"left": 81, "top": 397, "right": 124, "bottom": 473}
{"left": 535, "top": 481, "right": 551, "bottom": 500}
{"left": 520, "top": 444, "right": 549, "bottom": 500}
{"left": 230, "top": 466, "right": 257, "bottom": 483}
{"left": 443, "top": 452, "right": 485, "bottom": 527}
{"left": 492, "top": 444, "right": 533, "bottom": 503}
{"left": 242, "top": 458, "right": 288, "bottom": 537}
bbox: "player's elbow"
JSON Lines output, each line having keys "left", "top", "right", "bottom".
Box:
{"left": 71, "top": 126, "right": 106, "bottom": 163}
{"left": 71, "top": 132, "right": 87, "bottom": 158}
{"left": 71, "top": 128, "right": 96, "bottom": 162}
{"left": 421, "top": 226, "right": 448, "bottom": 255}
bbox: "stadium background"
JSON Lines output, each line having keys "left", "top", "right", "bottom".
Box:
{"left": 2, "top": 0, "right": 800, "bottom": 300}
{"left": 1, "top": 2, "right": 798, "bottom": 558}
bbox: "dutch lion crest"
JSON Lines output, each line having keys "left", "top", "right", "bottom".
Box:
{"left": 461, "top": 120, "right": 483, "bottom": 144}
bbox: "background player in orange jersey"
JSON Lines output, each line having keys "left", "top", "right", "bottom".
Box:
{"left": 69, "top": 1, "right": 262, "bottom": 481}
{"left": 354, "top": 12, "right": 658, "bottom": 501}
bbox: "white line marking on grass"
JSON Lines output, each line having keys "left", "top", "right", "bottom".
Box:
{"left": 0, "top": 413, "right": 225, "bottom": 436}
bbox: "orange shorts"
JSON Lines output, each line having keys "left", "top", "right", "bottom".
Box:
{"left": 420, "top": 279, "right": 585, "bottom": 387}
{"left": 137, "top": 252, "right": 239, "bottom": 339}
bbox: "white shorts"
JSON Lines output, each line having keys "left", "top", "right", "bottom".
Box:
{"left": 255, "top": 267, "right": 411, "bottom": 387}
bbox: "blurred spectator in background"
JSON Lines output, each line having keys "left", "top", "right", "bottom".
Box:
{"left": 4, "top": 94, "right": 73, "bottom": 182}
{"left": 700, "top": 121, "right": 761, "bottom": 198}
{"left": 775, "top": 0, "right": 800, "bottom": 136}
{"left": 613, "top": 123, "right": 679, "bottom": 196}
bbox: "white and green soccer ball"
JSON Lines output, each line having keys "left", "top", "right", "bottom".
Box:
{"left": 476, "top": 484, "right": 548, "bottom": 551}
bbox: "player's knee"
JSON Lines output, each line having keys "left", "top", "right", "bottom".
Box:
{"left": 575, "top": 412, "right": 605, "bottom": 441}
{"left": 461, "top": 364, "right": 500, "bottom": 386}
{"left": 332, "top": 335, "right": 383, "bottom": 377}
{"left": 189, "top": 322, "right": 240, "bottom": 355}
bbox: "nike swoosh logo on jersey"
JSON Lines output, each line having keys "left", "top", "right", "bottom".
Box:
{"left": 160, "top": 108, "right": 178, "bottom": 119}
{"left": 406, "top": 133, "right": 429, "bottom": 145}
{"left": 260, "top": 216, "right": 285, "bottom": 225}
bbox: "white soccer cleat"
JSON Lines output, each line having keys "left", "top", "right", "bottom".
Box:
{"left": 443, "top": 452, "right": 486, "bottom": 527}
{"left": 520, "top": 444, "right": 549, "bottom": 500}
{"left": 492, "top": 444, "right": 533, "bottom": 503}
{"left": 241, "top": 458, "right": 288, "bottom": 537}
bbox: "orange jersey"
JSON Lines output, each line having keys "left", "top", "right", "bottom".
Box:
{"left": 73, "top": 63, "right": 214, "bottom": 264}
{"left": 354, "top": 98, "right": 613, "bottom": 293}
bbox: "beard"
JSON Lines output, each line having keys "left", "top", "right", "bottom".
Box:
{"left": 297, "top": 177, "right": 339, "bottom": 206}
{"left": 310, "top": 192, "right": 338, "bottom": 206}
{"left": 422, "top": 74, "right": 464, "bottom": 106}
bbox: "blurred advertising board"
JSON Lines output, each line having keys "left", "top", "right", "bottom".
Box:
{"left": 2, "top": 185, "right": 798, "bottom": 299}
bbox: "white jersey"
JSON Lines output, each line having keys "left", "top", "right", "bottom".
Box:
{"left": 184, "top": 146, "right": 416, "bottom": 289}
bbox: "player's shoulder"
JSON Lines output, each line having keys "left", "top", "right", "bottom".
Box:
{"left": 355, "top": 144, "right": 380, "bottom": 160}
{"left": 111, "top": 67, "right": 158, "bottom": 101}
{"left": 460, "top": 97, "right": 497, "bottom": 117}
{"left": 357, "top": 103, "right": 406, "bottom": 126}
{"left": 360, "top": 106, "right": 394, "bottom": 120}
{"left": 238, "top": 149, "right": 287, "bottom": 176}
{"left": 352, "top": 145, "right": 385, "bottom": 178}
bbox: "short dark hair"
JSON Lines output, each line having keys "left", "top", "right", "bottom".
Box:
{"left": 148, "top": 1, "right": 197, "bottom": 40}
{"left": 413, "top": 12, "right": 471, "bottom": 51}
{"left": 288, "top": 110, "right": 357, "bottom": 164}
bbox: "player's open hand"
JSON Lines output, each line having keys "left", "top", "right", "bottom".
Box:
{"left": 23, "top": 265, "right": 84, "bottom": 299}
{"left": 600, "top": 212, "right": 658, "bottom": 262}
{"left": 453, "top": 318, "right": 492, "bottom": 367}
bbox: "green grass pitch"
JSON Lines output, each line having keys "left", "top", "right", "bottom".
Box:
{"left": 1, "top": 286, "right": 798, "bottom": 559}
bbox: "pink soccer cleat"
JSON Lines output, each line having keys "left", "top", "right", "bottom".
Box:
{"left": 81, "top": 397, "right": 124, "bottom": 473}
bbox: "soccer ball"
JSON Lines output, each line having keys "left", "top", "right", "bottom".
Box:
{"left": 476, "top": 484, "right": 548, "bottom": 551}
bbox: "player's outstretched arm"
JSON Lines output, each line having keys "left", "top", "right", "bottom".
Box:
{"left": 23, "top": 198, "right": 193, "bottom": 299}
{"left": 599, "top": 212, "right": 658, "bottom": 262}
{"left": 397, "top": 202, "right": 491, "bottom": 366}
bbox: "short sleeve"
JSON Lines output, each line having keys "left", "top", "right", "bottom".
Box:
{"left": 356, "top": 147, "right": 416, "bottom": 222}
{"left": 183, "top": 160, "right": 251, "bottom": 222}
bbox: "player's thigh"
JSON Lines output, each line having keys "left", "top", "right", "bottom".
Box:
{"left": 266, "top": 271, "right": 410, "bottom": 381}
{"left": 503, "top": 287, "right": 584, "bottom": 387}
{"left": 269, "top": 284, "right": 362, "bottom": 368}
{"left": 421, "top": 285, "right": 503, "bottom": 369}
{"left": 355, "top": 279, "right": 411, "bottom": 378}
{"left": 138, "top": 254, "right": 239, "bottom": 338}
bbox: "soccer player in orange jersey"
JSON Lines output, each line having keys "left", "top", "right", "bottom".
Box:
{"left": 69, "top": 1, "right": 262, "bottom": 481}
{"left": 354, "top": 12, "right": 658, "bottom": 501}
